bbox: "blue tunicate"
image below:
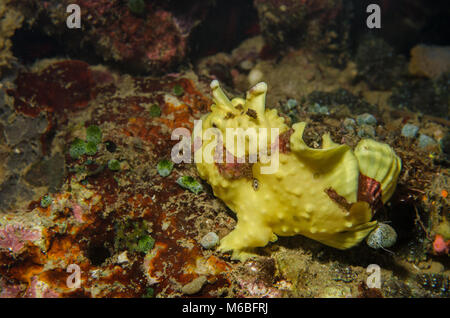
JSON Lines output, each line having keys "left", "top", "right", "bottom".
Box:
{"left": 401, "top": 124, "right": 419, "bottom": 138}
{"left": 418, "top": 134, "right": 437, "bottom": 149}
{"left": 356, "top": 113, "right": 377, "bottom": 126}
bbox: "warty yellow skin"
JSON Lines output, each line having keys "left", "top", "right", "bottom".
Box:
{"left": 195, "top": 81, "right": 401, "bottom": 260}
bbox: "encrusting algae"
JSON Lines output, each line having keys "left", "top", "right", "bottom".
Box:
{"left": 196, "top": 81, "right": 402, "bottom": 260}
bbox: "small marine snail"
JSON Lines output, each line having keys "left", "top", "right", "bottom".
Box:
{"left": 366, "top": 223, "right": 397, "bottom": 250}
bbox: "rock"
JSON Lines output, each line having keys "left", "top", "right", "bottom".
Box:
{"left": 0, "top": 175, "right": 34, "bottom": 210}
{"left": 24, "top": 154, "right": 65, "bottom": 192}
{"left": 357, "top": 125, "right": 376, "bottom": 139}
{"left": 2, "top": 114, "right": 48, "bottom": 146}
{"left": 401, "top": 124, "right": 419, "bottom": 139}
{"left": 418, "top": 134, "right": 437, "bottom": 149}
{"left": 356, "top": 113, "right": 377, "bottom": 126}
{"left": 117, "top": 251, "right": 129, "bottom": 264}
{"left": 7, "top": 141, "right": 40, "bottom": 173}
{"left": 343, "top": 118, "right": 356, "bottom": 133}
{"left": 0, "top": 0, "right": 23, "bottom": 78}
{"left": 428, "top": 261, "right": 444, "bottom": 273}
{"left": 199, "top": 232, "right": 219, "bottom": 249}
{"left": 366, "top": 223, "right": 397, "bottom": 250}
{"left": 409, "top": 45, "right": 450, "bottom": 79}
{"left": 181, "top": 276, "right": 207, "bottom": 295}
{"left": 0, "top": 90, "right": 12, "bottom": 122}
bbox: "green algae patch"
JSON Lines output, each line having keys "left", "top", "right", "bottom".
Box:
{"left": 137, "top": 235, "right": 155, "bottom": 253}
{"left": 108, "top": 159, "right": 121, "bottom": 171}
{"left": 177, "top": 176, "right": 203, "bottom": 194}
{"left": 173, "top": 84, "right": 184, "bottom": 97}
{"left": 157, "top": 159, "right": 173, "bottom": 177}
{"left": 40, "top": 195, "right": 53, "bottom": 208}
{"left": 86, "top": 125, "right": 102, "bottom": 145}
{"left": 149, "top": 104, "right": 161, "bottom": 117}
{"left": 128, "top": 0, "right": 146, "bottom": 15}
{"left": 69, "top": 125, "right": 103, "bottom": 159}
{"left": 114, "top": 220, "right": 154, "bottom": 254}
{"left": 69, "top": 138, "right": 87, "bottom": 159}
{"left": 85, "top": 142, "right": 98, "bottom": 156}
{"left": 142, "top": 287, "right": 155, "bottom": 298}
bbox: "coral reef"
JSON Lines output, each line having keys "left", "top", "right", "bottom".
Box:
{"left": 0, "top": 52, "right": 446, "bottom": 297}
{"left": 0, "top": 0, "right": 448, "bottom": 299}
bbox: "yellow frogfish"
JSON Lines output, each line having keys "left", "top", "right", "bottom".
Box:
{"left": 195, "top": 80, "right": 401, "bottom": 260}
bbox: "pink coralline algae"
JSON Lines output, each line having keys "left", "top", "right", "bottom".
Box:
{"left": 72, "top": 203, "right": 84, "bottom": 223}
{"left": 0, "top": 224, "right": 41, "bottom": 254}
{"left": 0, "top": 279, "right": 22, "bottom": 298}
{"left": 237, "top": 278, "right": 283, "bottom": 298}
{"left": 234, "top": 259, "right": 284, "bottom": 298}
{"left": 24, "top": 277, "right": 60, "bottom": 298}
